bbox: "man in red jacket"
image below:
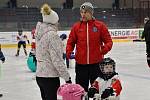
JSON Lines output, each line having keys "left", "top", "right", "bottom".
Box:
{"left": 66, "top": 2, "right": 113, "bottom": 92}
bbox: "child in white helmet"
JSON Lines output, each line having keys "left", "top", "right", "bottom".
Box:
{"left": 88, "top": 57, "right": 122, "bottom": 100}
{"left": 15, "top": 30, "right": 30, "bottom": 56}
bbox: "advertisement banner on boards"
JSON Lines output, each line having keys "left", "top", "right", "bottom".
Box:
{"left": 0, "top": 28, "right": 144, "bottom": 44}
{"left": 0, "top": 32, "right": 32, "bottom": 44}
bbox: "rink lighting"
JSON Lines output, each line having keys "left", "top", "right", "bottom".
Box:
{"left": 102, "top": 10, "right": 106, "bottom": 13}
{"left": 112, "top": 14, "right": 116, "bottom": 16}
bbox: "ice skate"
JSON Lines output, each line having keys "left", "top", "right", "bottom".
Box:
{"left": 15, "top": 53, "right": 19, "bottom": 57}
{"left": 0, "top": 94, "right": 3, "bottom": 97}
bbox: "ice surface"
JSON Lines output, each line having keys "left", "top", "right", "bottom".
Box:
{"left": 0, "top": 42, "right": 150, "bottom": 100}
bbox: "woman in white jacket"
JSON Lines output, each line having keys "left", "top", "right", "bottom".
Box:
{"left": 35, "top": 3, "right": 71, "bottom": 100}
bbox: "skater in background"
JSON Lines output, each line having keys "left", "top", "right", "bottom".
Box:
{"left": 15, "top": 29, "right": 30, "bottom": 56}
{"left": 66, "top": 2, "right": 113, "bottom": 92}
{"left": 30, "top": 27, "right": 36, "bottom": 61}
{"left": 112, "top": 0, "right": 120, "bottom": 10}
{"left": 27, "top": 27, "right": 37, "bottom": 72}
{"left": 30, "top": 28, "right": 37, "bottom": 65}
{"left": 60, "top": 34, "right": 69, "bottom": 68}
{"left": 141, "top": 16, "right": 150, "bottom": 68}
{"left": 0, "top": 44, "right": 5, "bottom": 97}
{"left": 35, "top": 3, "right": 71, "bottom": 100}
{"left": 88, "top": 57, "right": 122, "bottom": 100}
{"left": 31, "top": 28, "right": 36, "bottom": 39}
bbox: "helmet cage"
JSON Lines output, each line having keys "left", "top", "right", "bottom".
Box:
{"left": 99, "top": 58, "right": 116, "bottom": 76}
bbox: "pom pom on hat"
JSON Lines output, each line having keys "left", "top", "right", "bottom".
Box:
{"left": 40, "top": 3, "right": 59, "bottom": 24}
{"left": 80, "top": 2, "right": 94, "bottom": 14}
{"left": 41, "top": 3, "right": 51, "bottom": 15}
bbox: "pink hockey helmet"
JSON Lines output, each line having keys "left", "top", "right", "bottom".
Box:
{"left": 57, "top": 83, "right": 85, "bottom": 100}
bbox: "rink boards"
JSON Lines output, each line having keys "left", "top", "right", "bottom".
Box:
{"left": 0, "top": 28, "right": 144, "bottom": 48}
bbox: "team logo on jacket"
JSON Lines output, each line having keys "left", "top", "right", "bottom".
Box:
{"left": 93, "top": 27, "right": 98, "bottom": 32}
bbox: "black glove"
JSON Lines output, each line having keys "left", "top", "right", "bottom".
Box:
{"left": 66, "top": 77, "right": 72, "bottom": 83}
{"left": 88, "top": 87, "right": 99, "bottom": 98}
{"left": 101, "top": 87, "right": 114, "bottom": 99}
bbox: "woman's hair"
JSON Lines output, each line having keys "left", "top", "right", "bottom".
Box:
{"left": 40, "top": 3, "right": 51, "bottom": 15}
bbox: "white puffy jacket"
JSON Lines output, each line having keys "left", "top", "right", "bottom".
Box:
{"left": 35, "top": 21, "right": 70, "bottom": 81}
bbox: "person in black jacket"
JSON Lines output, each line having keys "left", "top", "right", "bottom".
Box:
{"left": 0, "top": 44, "right": 5, "bottom": 97}
{"left": 141, "top": 17, "right": 150, "bottom": 67}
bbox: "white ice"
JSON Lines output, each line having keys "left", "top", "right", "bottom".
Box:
{"left": 0, "top": 42, "right": 150, "bottom": 100}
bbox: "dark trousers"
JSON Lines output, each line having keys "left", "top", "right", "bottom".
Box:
{"left": 146, "top": 43, "right": 150, "bottom": 54}
{"left": 146, "top": 43, "right": 150, "bottom": 67}
{"left": 75, "top": 63, "right": 100, "bottom": 92}
{"left": 36, "top": 77, "right": 60, "bottom": 100}
{"left": 18, "top": 41, "right": 26, "bottom": 48}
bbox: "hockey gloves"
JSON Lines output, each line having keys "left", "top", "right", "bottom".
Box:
{"left": 101, "top": 87, "right": 114, "bottom": 99}
{"left": 88, "top": 87, "right": 99, "bottom": 98}
{"left": 66, "top": 77, "right": 72, "bottom": 83}
{"left": 147, "top": 53, "right": 150, "bottom": 68}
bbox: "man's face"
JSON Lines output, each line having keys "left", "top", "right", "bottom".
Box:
{"left": 144, "top": 17, "right": 149, "bottom": 24}
{"left": 80, "top": 9, "right": 92, "bottom": 21}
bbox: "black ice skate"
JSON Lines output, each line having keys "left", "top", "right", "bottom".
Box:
{"left": 15, "top": 53, "right": 19, "bottom": 56}
{"left": 0, "top": 94, "right": 3, "bottom": 97}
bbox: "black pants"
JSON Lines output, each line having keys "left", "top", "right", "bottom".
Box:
{"left": 146, "top": 43, "right": 150, "bottom": 54}
{"left": 75, "top": 63, "right": 100, "bottom": 92}
{"left": 18, "top": 41, "right": 26, "bottom": 48}
{"left": 146, "top": 43, "right": 150, "bottom": 67}
{"left": 36, "top": 77, "right": 60, "bottom": 100}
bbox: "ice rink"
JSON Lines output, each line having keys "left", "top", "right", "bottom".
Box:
{"left": 0, "top": 42, "right": 150, "bottom": 100}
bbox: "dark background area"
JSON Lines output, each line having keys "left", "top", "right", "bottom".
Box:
{"left": 0, "top": 0, "right": 150, "bottom": 31}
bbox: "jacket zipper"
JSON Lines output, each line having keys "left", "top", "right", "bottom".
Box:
{"left": 87, "top": 22, "right": 89, "bottom": 64}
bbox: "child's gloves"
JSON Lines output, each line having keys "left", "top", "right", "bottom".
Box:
{"left": 88, "top": 87, "right": 98, "bottom": 98}
{"left": 66, "top": 77, "right": 72, "bottom": 83}
{"left": 101, "top": 87, "right": 114, "bottom": 99}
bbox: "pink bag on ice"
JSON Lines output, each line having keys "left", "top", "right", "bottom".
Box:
{"left": 57, "top": 83, "right": 85, "bottom": 100}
